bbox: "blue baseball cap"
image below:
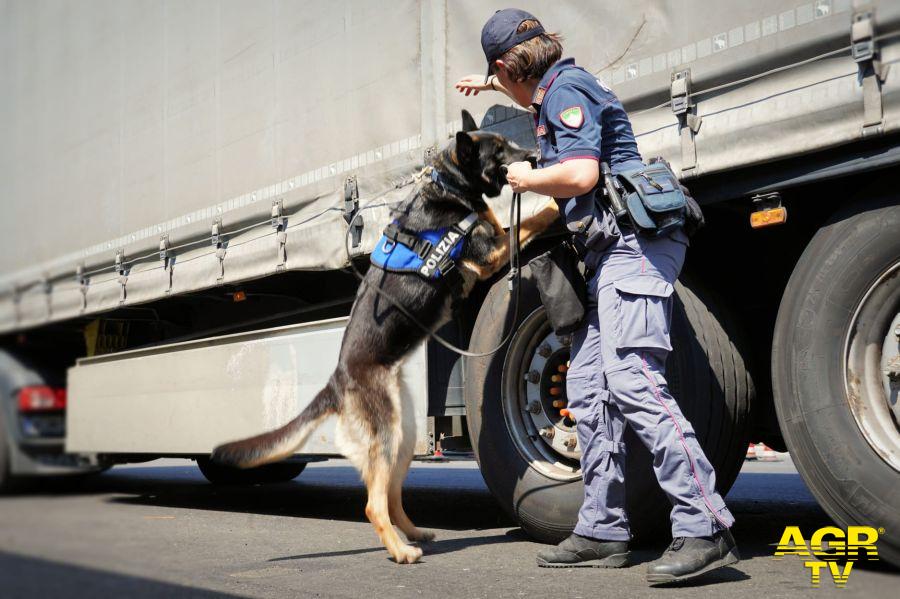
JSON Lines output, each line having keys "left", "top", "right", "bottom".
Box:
{"left": 481, "top": 8, "right": 545, "bottom": 82}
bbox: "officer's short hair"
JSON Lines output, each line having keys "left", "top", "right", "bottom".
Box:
{"left": 493, "top": 19, "right": 563, "bottom": 82}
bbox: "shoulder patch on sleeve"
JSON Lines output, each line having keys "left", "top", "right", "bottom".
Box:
{"left": 559, "top": 106, "right": 584, "bottom": 129}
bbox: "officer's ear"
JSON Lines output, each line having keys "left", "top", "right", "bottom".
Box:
{"left": 461, "top": 110, "right": 478, "bottom": 132}
{"left": 455, "top": 131, "right": 476, "bottom": 165}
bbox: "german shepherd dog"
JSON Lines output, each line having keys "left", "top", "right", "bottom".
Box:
{"left": 212, "top": 111, "right": 559, "bottom": 564}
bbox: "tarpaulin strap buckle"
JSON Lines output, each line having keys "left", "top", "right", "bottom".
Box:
{"left": 344, "top": 176, "right": 363, "bottom": 251}
{"left": 42, "top": 277, "right": 52, "bottom": 319}
{"left": 671, "top": 69, "right": 702, "bottom": 175}
{"left": 76, "top": 264, "right": 89, "bottom": 311}
{"left": 211, "top": 220, "right": 226, "bottom": 283}
{"left": 276, "top": 229, "right": 287, "bottom": 272}
{"left": 11, "top": 285, "right": 21, "bottom": 325}
{"left": 272, "top": 200, "right": 287, "bottom": 272}
{"left": 852, "top": 10, "right": 889, "bottom": 136}
{"left": 159, "top": 236, "right": 174, "bottom": 293}
{"left": 115, "top": 250, "right": 128, "bottom": 304}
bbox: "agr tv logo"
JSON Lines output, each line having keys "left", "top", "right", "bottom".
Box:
{"left": 773, "top": 526, "right": 881, "bottom": 588}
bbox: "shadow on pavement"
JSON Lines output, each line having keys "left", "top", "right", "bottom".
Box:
{"left": 99, "top": 465, "right": 516, "bottom": 532}
{"left": 0, "top": 551, "right": 243, "bottom": 599}
{"left": 269, "top": 530, "right": 520, "bottom": 562}
{"left": 650, "top": 566, "right": 752, "bottom": 587}
{"left": 8, "top": 460, "right": 880, "bottom": 570}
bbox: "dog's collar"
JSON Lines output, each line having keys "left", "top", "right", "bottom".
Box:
{"left": 429, "top": 167, "right": 480, "bottom": 200}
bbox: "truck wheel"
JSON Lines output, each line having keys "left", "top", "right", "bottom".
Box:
{"left": 465, "top": 266, "right": 753, "bottom": 543}
{"left": 773, "top": 196, "right": 900, "bottom": 567}
{"left": 196, "top": 457, "right": 306, "bottom": 485}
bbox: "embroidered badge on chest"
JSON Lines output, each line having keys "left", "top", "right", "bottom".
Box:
{"left": 559, "top": 106, "right": 584, "bottom": 129}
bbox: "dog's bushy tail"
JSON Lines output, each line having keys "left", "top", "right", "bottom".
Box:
{"left": 211, "top": 378, "right": 340, "bottom": 469}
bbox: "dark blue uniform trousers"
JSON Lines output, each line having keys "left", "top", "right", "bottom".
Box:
{"left": 566, "top": 230, "right": 735, "bottom": 541}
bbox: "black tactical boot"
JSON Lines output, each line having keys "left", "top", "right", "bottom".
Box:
{"left": 536, "top": 533, "right": 630, "bottom": 568}
{"left": 646, "top": 528, "right": 740, "bottom": 584}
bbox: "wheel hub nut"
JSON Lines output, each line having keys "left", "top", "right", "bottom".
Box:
{"left": 564, "top": 436, "right": 577, "bottom": 450}
{"left": 885, "top": 355, "right": 900, "bottom": 381}
{"left": 524, "top": 370, "right": 540, "bottom": 384}
{"left": 540, "top": 426, "right": 555, "bottom": 440}
{"left": 538, "top": 344, "right": 552, "bottom": 358}
{"left": 527, "top": 401, "right": 542, "bottom": 414}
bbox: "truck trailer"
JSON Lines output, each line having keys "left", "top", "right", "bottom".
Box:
{"left": 1, "top": 0, "right": 898, "bottom": 565}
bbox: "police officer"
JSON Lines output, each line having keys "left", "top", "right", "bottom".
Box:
{"left": 455, "top": 9, "right": 740, "bottom": 584}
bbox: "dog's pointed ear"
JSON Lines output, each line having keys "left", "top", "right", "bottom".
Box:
{"left": 455, "top": 131, "right": 476, "bottom": 165}
{"left": 461, "top": 110, "right": 478, "bottom": 132}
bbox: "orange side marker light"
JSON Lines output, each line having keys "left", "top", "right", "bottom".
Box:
{"left": 750, "top": 206, "right": 788, "bottom": 228}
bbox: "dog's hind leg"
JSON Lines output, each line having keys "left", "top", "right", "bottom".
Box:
{"left": 388, "top": 426, "right": 434, "bottom": 543}
{"left": 337, "top": 375, "right": 423, "bottom": 564}
{"left": 365, "top": 453, "right": 423, "bottom": 564}
{"left": 389, "top": 466, "right": 434, "bottom": 543}
{"left": 386, "top": 369, "right": 434, "bottom": 543}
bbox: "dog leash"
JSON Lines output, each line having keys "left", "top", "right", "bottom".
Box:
{"left": 343, "top": 179, "right": 523, "bottom": 359}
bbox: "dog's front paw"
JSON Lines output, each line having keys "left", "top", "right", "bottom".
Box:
{"left": 406, "top": 528, "right": 436, "bottom": 543}
{"left": 392, "top": 544, "right": 424, "bottom": 564}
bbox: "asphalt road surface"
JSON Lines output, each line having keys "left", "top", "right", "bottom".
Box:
{"left": 0, "top": 456, "right": 896, "bottom": 598}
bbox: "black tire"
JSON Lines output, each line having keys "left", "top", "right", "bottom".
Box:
{"left": 465, "top": 265, "right": 753, "bottom": 543}
{"left": 772, "top": 196, "right": 900, "bottom": 567}
{"left": 196, "top": 458, "right": 306, "bottom": 485}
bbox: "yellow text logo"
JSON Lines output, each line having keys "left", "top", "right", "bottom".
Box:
{"left": 773, "top": 526, "right": 881, "bottom": 588}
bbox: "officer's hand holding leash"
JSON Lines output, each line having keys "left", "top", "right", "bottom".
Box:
{"left": 500, "top": 164, "right": 524, "bottom": 293}
{"left": 504, "top": 160, "right": 533, "bottom": 193}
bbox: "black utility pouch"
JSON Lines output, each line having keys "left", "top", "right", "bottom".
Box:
{"left": 529, "top": 241, "right": 587, "bottom": 336}
{"left": 647, "top": 156, "right": 704, "bottom": 236}
{"left": 616, "top": 161, "right": 687, "bottom": 237}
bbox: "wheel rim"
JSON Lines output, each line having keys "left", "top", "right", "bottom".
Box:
{"left": 843, "top": 260, "right": 900, "bottom": 472}
{"left": 501, "top": 307, "right": 582, "bottom": 482}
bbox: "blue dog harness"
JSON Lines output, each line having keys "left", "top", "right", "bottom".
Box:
{"left": 370, "top": 167, "right": 482, "bottom": 308}
{"left": 370, "top": 212, "right": 479, "bottom": 280}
